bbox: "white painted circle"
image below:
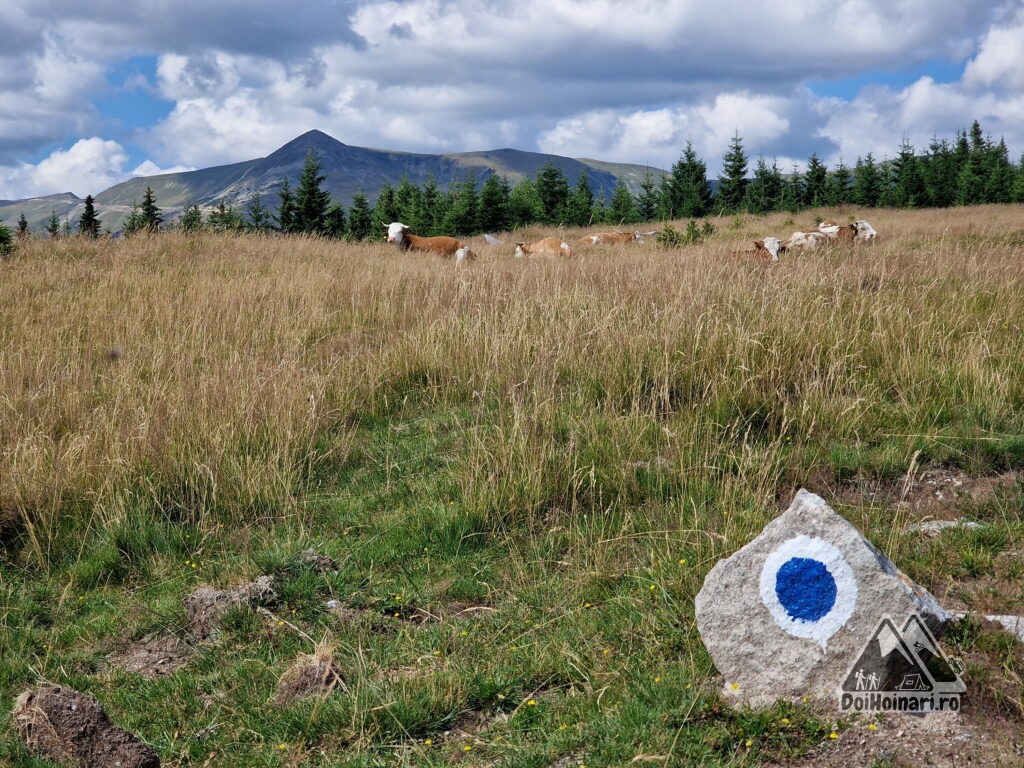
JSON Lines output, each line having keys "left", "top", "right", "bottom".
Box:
{"left": 759, "top": 535, "right": 857, "bottom": 645}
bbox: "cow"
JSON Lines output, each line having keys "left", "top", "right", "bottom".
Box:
{"left": 752, "top": 237, "right": 785, "bottom": 262}
{"left": 514, "top": 237, "right": 573, "bottom": 259}
{"left": 853, "top": 220, "right": 878, "bottom": 240}
{"left": 576, "top": 231, "right": 644, "bottom": 246}
{"left": 818, "top": 220, "right": 857, "bottom": 240}
{"left": 386, "top": 222, "right": 471, "bottom": 259}
{"left": 783, "top": 230, "right": 830, "bottom": 250}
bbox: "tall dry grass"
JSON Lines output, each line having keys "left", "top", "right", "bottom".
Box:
{"left": 2, "top": 206, "right": 1023, "bottom": 566}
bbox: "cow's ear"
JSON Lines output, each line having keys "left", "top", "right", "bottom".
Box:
{"left": 754, "top": 240, "right": 763, "bottom": 249}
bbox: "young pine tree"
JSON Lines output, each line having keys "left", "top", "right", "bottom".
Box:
{"left": 477, "top": 174, "right": 512, "bottom": 233}
{"left": 0, "top": 221, "right": 13, "bottom": 256}
{"left": 508, "top": 178, "right": 542, "bottom": 228}
{"left": 140, "top": 187, "right": 162, "bottom": 232}
{"left": 565, "top": 171, "right": 595, "bottom": 227}
{"left": 276, "top": 180, "right": 297, "bottom": 233}
{"left": 802, "top": 153, "right": 828, "bottom": 208}
{"left": 324, "top": 203, "right": 346, "bottom": 239}
{"left": 852, "top": 154, "right": 882, "bottom": 207}
{"left": 824, "top": 159, "right": 853, "bottom": 206}
{"left": 608, "top": 180, "right": 639, "bottom": 225}
{"left": 246, "top": 191, "right": 274, "bottom": 232}
{"left": 77, "top": 194, "right": 101, "bottom": 238}
{"left": 347, "top": 193, "right": 373, "bottom": 241}
{"left": 535, "top": 164, "right": 571, "bottom": 225}
{"left": 664, "top": 140, "right": 712, "bottom": 218}
{"left": 179, "top": 204, "right": 204, "bottom": 232}
{"left": 45, "top": 210, "right": 61, "bottom": 239}
{"left": 635, "top": 170, "right": 660, "bottom": 222}
{"left": 716, "top": 132, "right": 749, "bottom": 213}
{"left": 294, "top": 150, "right": 331, "bottom": 234}
{"left": 15, "top": 213, "right": 29, "bottom": 240}
{"left": 371, "top": 183, "right": 399, "bottom": 234}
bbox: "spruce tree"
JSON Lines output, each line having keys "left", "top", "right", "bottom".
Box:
{"left": 395, "top": 176, "right": 422, "bottom": 230}
{"left": 77, "top": 194, "right": 101, "bottom": 238}
{"left": 508, "top": 178, "right": 542, "bottom": 227}
{"left": 418, "top": 176, "right": 443, "bottom": 235}
{"left": 664, "top": 140, "right": 712, "bottom": 218}
{"left": 534, "top": 164, "right": 570, "bottom": 225}
{"left": 984, "top": 138, "right": 1015, "bottom": 203}
{"left": 923, "top": 137, "right": 956, "bottom": 208}
{"left": 347, "top": 193, "right": 372, "bottom": 241}
{"left": 824, "top": 159, "right": 853, "bottom": 206}
{"left": 371, "top": 183, "right": 399, "bottom": 234}
{"left": 477, "top": 174, "right": 512, "bottom": 233}
{"left": 608, "top": 180, "right": 639, "bottom": 225}
{"left": 122, "top": 203, "right": 145, "bottom": 236}
{"left": 852, "top": 154, "right": 882, "bottom": 207}
{"left": 179, "top": 204, "right": 204, "bottom": 232}
{"left": 635, "top": 170, "right": 660, "bottom": 222}
{"left": 565, "top": 171, "right": 594, "bottom": 227}
{"left": 442, "top": 177, "right": 479, "bottom": 235}
{"left": 716, "top": 131, "right": 749, "bottom": 213}
{"left": 744, "top": 157, "right": 783, "bottom": 214}
{"left": 294, "top": 150, "right": 331, "bottom": 235}
{"left": 1013, "top": 154, "right": 1024, "bottom": 203}
{"left": 140, "top": 187, "right": 162, "bottom": 232}
{"left": 246, "top": 191, "right": 274, "bottom": 232}
{"left": 207, "top": 201, "right": 244, "bottom": 231}
{"left": 16, "top": 213, "right": 30, "bottom": 240}
{"left": 0, "top": 221, "right": 12, "bottom": 256}
{"left": 276, "top": 180, "right": 297, "bottom": 233}
{"left": 890, "top": 138, "right": 926, "bottom": 208}
{"left": 324, "top": 203, "right": 346, "bottom": 239}
{"left": 45, "top": 210, "right": 61, "bottom": 239}
{"left": 802, "top": 153, "right": 828, "bottom": 208}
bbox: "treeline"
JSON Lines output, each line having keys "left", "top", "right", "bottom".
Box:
{"left": 7, "top": 119, "right": 1024, "bottom": 244}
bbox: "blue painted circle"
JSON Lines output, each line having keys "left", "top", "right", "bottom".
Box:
{"left": 775, "top": 557, "right": 837, "bottom": 622}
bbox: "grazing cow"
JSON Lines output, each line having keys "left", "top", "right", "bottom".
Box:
{"left": 386, "top": 222, "right": 468, "bottom": 258}
{"left": 576, "top": 231, "right": 644, "bottom": 246}
{"left": 853, "top": 220, "right": 878, "bottom": 240}
{"left": 514, "top": 237, "right": 573, "bottom": 259}
{"left": 783, "top": 230, "right": 830, "bottom": 250}
{"left": 454, "top": 246, "right": 477, "bottom": 264}
{"left": 752, "top": 237, "right": 785, "bottom": 262}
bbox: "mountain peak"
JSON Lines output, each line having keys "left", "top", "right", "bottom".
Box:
{"left": 266, "top": 129, "right": 347, "bottom": 161}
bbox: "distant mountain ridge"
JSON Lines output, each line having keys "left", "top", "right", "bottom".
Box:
{"left": 1, "top": 130, "right": 668, "bottom": 234}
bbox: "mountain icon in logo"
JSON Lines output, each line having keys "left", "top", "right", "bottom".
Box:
{"left": 843, "top": 617, "right": 933, "bottom": 693}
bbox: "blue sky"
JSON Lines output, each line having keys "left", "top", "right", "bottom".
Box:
{"left": 2, "top": 0, "right": 1023, "bottom": 199}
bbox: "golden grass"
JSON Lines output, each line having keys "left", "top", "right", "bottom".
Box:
{"left": 2, "top": 206, "right": 1023, "bottom": 566}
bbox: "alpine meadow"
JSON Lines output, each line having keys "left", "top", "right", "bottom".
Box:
{"left": 2, "top": 204, "right": 1024, "bottom": 767}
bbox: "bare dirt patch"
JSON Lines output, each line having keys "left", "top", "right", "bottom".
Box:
{"left": 13, "top": 682, "right": 160, "bottom": 768}
{"left": 111, "top": 632, "right": 194, "bottom": 679}
{"left": 184, "top": 575, "right": 276, "bottom": 639}
{"left": 770, "top": 709, "right": 1023, "bottom": 767}
{"left": 838, "top": 468, "right": 1019, "bottom": 518}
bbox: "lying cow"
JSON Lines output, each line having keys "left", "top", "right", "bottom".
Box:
{"left": 818, "top": 220, "right": 857, "bottom": 240}
{"left": 386, "top": 222, "right": 475, "bottom": 260}
{"left": 783, "top": 230, "right": 830, "bottom": 250}
{"left": 514, "top": 237, "right": 573, "bottom": 259}
{"left": 752, "top": 237, "right": 785, "bottom": 262}
{"left": 853, "top": 220, "right": 878, "bottom": 240}
{"left": 576, "top": 231, "right": 644, "bottom": 246}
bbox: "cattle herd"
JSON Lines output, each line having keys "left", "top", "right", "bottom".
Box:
{"left": 385, "top": 219, "right": 877, "bottom": 265}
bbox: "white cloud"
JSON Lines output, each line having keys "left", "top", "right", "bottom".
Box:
{"left": 963, "top": 7, "right": 1024, "bottom": 91}
{"left": 0, "top": 138, "right": 192, "bottom": 199}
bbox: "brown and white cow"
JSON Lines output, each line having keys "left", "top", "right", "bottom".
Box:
{"left": 752, "top": 237, "right": 785, "bottom": 262}
{"left": 576, "top": 231, "right": 644, "bottom": 246}
{"left": 386, "top": 222, "right": 475, "bottom": 260}
{"left": 818, "top": 220, "right": 857, "bottom": 240}
{"left": 783, "top": 230, "right": 830, "bottom": 250}
{"left": 514, "top": 237, "right": 573, "bottom": 259}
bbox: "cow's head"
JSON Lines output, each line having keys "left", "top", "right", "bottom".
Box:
{"left": 854, "top": 220, "right": 877, "bottom": 240}
{"left": 386, "top": 222, "right": 409, "bottom": 244}
{"left": 760, "top": 237, "right": 783, "bottom": 261}
{"left": 514, "top": 242, "right": 526, "bottom": 258}
{"left": 455, "top": 246, "right": 476, "bottom": 264}
{"left": 633, "top": 232, "right": 644, "bottom": 242}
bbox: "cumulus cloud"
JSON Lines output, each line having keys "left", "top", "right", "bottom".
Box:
{"left": 0, "top": 138, "right": 192, "bottom": 199}
{"left": 1, "top": 0, "right": 1023, "bottom": 196}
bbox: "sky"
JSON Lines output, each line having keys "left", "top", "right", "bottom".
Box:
{"left": 2, "top": 0, "right": 1024, "bottom": 200}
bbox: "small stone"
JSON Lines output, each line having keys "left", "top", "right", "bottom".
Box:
{"left": 907, "top": 519, "right": 984, "bottom": 536}
{"left": 695, "top": 489, "right": 949, "bottom": 707}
